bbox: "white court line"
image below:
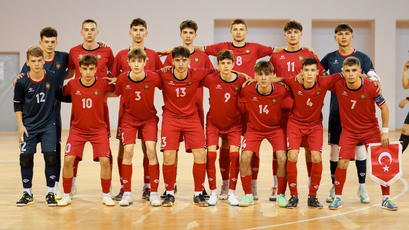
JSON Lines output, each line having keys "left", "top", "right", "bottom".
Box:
{"left": 242, "top": 178, "right": 408, "bottom": 230}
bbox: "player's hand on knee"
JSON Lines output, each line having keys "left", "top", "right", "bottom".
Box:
{"left": 399, "top": 98, "right": 409, "bottom": 108}
{"left": 381, "top": 133, "right": 389, "bottom": 147}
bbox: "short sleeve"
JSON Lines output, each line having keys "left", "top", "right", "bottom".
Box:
{"left": 320, "top": 55, "right": 329, "bottom": 72}
{"left": 163, "top": 54, "right": 173, "bottom": 67}
{"left": 111, "top": 52, "right": 123, "bottom": 77}
{"left": 114, "top": 77, "right": 122, "bottom": 96}
{"left": 361, "top": 55, "right": 375, "bottom": 74}
{"left": 68, "top": 50, "right": 75, "bottom": 70}
{"left": 20, "top": 63, "right": 29, "bottom": 74}
{"left": 62, "top": 81, "right": 72, "bottom": 96}
{"left": 13, "top": 79, "right": 25, "bottom": 104}
{"left": 204, "top": 43, "right": 224, "bottom": 56}
{"left": 256, "top": 43, "right": 274, "bottom": 58}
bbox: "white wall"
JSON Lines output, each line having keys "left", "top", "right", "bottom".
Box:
{"left": 1, "top": 0, "right": 408, "bottom": 129}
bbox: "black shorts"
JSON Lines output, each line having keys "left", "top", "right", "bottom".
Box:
{"left": 328, "top": 112, "right": 342, "bottom": 145}
{"left": 405, "top": 111, "right": 409, "bottom": 125}
{"left": 20, "top": 123, "right": 57, "bottom": 154}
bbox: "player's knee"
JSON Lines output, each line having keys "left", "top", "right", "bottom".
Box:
{"left": 99, "top": 157, "right": 110, "bottom": 167}
{"left": 19, "top": 154, "right": 34, "bottom": 169}
{"left": 402, "top": 124, "right": 409, "bottom": 135}
{"left": 330, "top": 145, "right": 339, "bottom": 161}
{"left": 337, "top": 159, "right": 349, "bottom": 169}
{"left": 355, "top": 145, "right": 367, "bottom": 161}
{"left": 287, "top": 150, "right": 298, "bottom": 162}
{"left": 240, "top": 152, "right": 252, "bottom": 165}
{"left": 310, "top": 152, "right": 322, "bottom": 163}
{"left": 44, "top": 152, "right": 57, "bottom": 167}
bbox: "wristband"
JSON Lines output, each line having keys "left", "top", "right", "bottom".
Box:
{"left": 382, "top": 128, "right": 389, "bottom": 133}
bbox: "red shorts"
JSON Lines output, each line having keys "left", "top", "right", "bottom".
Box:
{"left": 206, "top": 119, "right": 242, "bottom": 148}
{"left": 280, "top": 109, "right": 290, "bottom": 136}
{"left": 196, "top": 87, "right": 205, "bottom": 128}
{"left": 287, "top": 120, "right": 322, "bottom": 152}
{"left": 161, "top": 114, "right": 205, "bottom": 151}
{"left": 242, "top": 127, "right": 286, "bottom": 155}
{"left": 339, "top": 128, "right": 381, "bottom": 160}
{"left": 121, "top": 114, "right": 158, "bottom": 145}
{"left": 65, "top": 128, "right": 111, "bottom": 161}
{"left": 116, "top": 98, "right": 126, "bottom": 140}
{"left": 104, "top": 99, "right": 110, "bottom": 138}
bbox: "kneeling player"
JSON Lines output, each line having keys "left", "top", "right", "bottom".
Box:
{"left": 239, "top": 61, "right": 288, "bottom": 207}
{"left": 58, "top": 54, "right": 115, "bottom": 207}
{"left": 284, "top": 58, "right": 341, "bottom": 208}
{"left": 202, "top": 50, "right": 246, "bottom": 206}
{"left": 109, "top": 48, "right": 162, "bottom": 206}
{"left": 328, "top": 57, "right": 398, "bottom": 211}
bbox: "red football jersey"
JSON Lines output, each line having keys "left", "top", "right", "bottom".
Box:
{"left": 333, "top": 78, "right": 385, "bottom": 133}
{"left": 164, "top": 49, "right": 214, "bottom": 70}
{"left": 240, "top": 82, "right": 289, "bottom": 132}
{"left": 285, "top": 74, "right": 341, "bottom": 126}
{"left": 269, "top": 48, "right": 324, "bottom": 109}
{"left": 202, "top": 72, "right": 246, "bottom": 129}
{"left": 68, "top": 44, "right": 114, "bottom": 79}
{"left": 63, "top": 78, "right": 114, "bottom": 132}
{"left": 205, "top": 42, "right": 273, "bottom": 77}
{"left": 115, "top": 71, "right": 161, "bottom": 121}
{"left": 111, "top": 47, "right": 163, "bottom": 77}
{"left": 159, "top": 68, "right": 213, "bottom": 117}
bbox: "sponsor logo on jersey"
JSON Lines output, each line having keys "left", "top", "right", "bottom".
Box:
{"left": 252, "top": 97, "right": 258, "bottom": 101}
{"left": 187, "top": 81, "right": 193, "bottom": 85}
{"left": 56, "top": 63, "right": 61, "bottom": 69}
{"left": 272, "top": 98, "right": 277, "bottom": 103}
{"left": 342, "top": 91, "right": 348, "bottom": 96}
{"left": 316, "top": 91, "right": 321, "bottom": 96}
{"left": 75, "top": 90, "right": 81, "bottom": 95}
{"left": 360, "top": 94, "right": 366, "bottom": 99}
{"left": 234, "top": 86, "right": 239, "bottom": 91}
{"left": 28, "top": 88, "right": 34, "bottom": 93}
{"left": 125, "top": 84, "right": 131, "bottom": 89}
{"left": 298, "top": 55, "right": 303, "bottom": 60}
{"left": 97, "top": 55, "right": 102, "bottom": 59}
{"left": 144, "top": 84, "right": 149, "bottom": 89}
{"left": 94, "top": 91, "right": 99, "bottom": 95}
{"left": 280, "top": 55, "right": 285, "bottom": 60}
{"left": 297, "top": 91, "right": 303, "bottom": 95}
{"left": 216, "top": 84, "right": 222, "bottom": 90}
{"left": 168, "top": 81, "right": 175, "bottom": 85}
{"left": 194, "top": 57, "right": 199, "bottom": 62}
{"left": 45, "top": 82, "right": 50, "bottom": 89}
{"left": 333, "top": 59, "right": 339, "bottom": 65}
{"left": 246, "top": 49, "right": 250, "bottom": 54}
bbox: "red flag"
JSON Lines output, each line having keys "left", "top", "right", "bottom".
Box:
{"left": 368, "top": 142, "right": 402, "bottom": 187}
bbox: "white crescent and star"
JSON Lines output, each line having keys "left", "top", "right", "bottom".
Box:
{"left": 378, "top": 152, "right": 393, "bottom": 172}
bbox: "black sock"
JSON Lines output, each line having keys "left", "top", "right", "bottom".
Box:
{"left": 21, "top": 167, "right": 33, "bottom": 189}
{"left": 355, "top": 160, "right": 366, "bottom": 184}
{"left": 330, "top": 161, "right": 338, "bottom": 184}
{"left": 400, "top": 134, "right": 409, "bottom": 153}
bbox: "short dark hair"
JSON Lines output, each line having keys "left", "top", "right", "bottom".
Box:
{"left": 26, "top": 46, "right": 43, "bottom": 60}
{"left": 302, "top": 57, "right": 318, "bottom": 68}
{"left": 128, "top": 48, "right": 147, "bottom": 60}
{"left": 171, "top": 46, "right": 190, "bottom": 59}
{"left": 130, "top": 18, "right": 147, "bottom": 29}
{"left": 343, "top": 57, "right": 361, "bottom": 68}
{"left": 82, "top": 19, "right": 97, "bottom": 28}
{"left": 180, "top": 20, "right": 198, "bottom": 32}
{"left": 284, "top": 20, "right": 303, "bottom": 32}
{"left": 254, "top": 61, "right": 274, "bottom": 75}
{"left": 231, "top": 19, "right": 247, "bottom": 29}
{"left": 217, "top": 50, "right": 234, "bottom": 63}
{"left": 40, "top": 27, "right": 57, "bottom": 39}
{"left": 79, "top": 54, "right": 98, "bottom": 67}
{"left": 334, "top": 23, "right": 353, "bottom": 34}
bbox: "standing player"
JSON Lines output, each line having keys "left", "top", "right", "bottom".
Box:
{"left": 13, "top": 46, "right": 60, "bottom": 206}
{"left": 328, "top": 57, "right": 397, "bottom": 211}
{"left": 238, "top": 61, "right": 288, "bottom": 207}
{"left": 58, "top": 54, "right": 115, "bottom": 207}
{"left": 201, "top": 19, "right": 275, "bottom": 199}
{"left": 398, "top": 60, "right": 409, "bottom": 153}
{"left": 283, "top": 58, "right": 341, "bottom": 208}
{"left": 19, "top": 27, "right": 68, "bottom": 199}
{"left": 109, "top": 48, "right": 162, "bottom": 206}
{"left": 269, "top": 20, "right": 324, "bottom": 201}
{"left": 202, "top": 50, "right": 246, "bottom": 206}
{"left": 67, "top": 19, "right": 114, "bottom": 196}
{"left": 159, "top": 46, "right": 213, "bottom": 207}
{"left": 111, "top": 18, "right": 163, "bottom": 201}
{"left": 321, "top": 23, "right": 380, "bottom": 203}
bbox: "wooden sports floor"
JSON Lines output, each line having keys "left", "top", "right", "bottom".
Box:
{"left": 0, "top": 130, "right": 408, "bottom": 230}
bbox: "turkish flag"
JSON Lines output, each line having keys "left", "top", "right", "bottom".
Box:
{"left": 368, "top": 142, "right": 402, "bottom": 187}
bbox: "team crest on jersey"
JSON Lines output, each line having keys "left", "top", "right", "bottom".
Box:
{"left": 45, "top": 82, "right": 50, "bottom": 89}
{"left": 144, "top": 84, "right": 149, "bottom": 89}
{"left": 94, "top": 91, "right": 99, "bottom": 95}
{"left": 194, "top": 57, "right": 199, "bottom": 62}
{"left": 245, "top": 49, "right": 250, "bottom": 54}
{"left": 272, "top": 98, "right": 277, "bottom": 103}
{"left": 75, "top": 90, "right": 81, "bottom": 95}
{"left": 97, "top": 55, "right": 102, "bottom": 59}
{"left": 56, "top": 63, "right": 61, "bottom": 69}
{"left": 125, "top": 85, "right": 131, "bottom": 89}
{"left": 216, "top": 84, "right": 222, "bottom": 90}
{"left": 316, "top": 91, "right": 321, "bottom": 96}
{"left": 187, "top": 81, "right": 193, "bottom": 86}
{"left": 280, "top": 55, "right": 285, "bottom": 60}
{"left": 298, "top": 55, "right": 303, "bottom": 61}
{"left": 234, "top": 86, "right": 239, "bottom": 91}
{"left": 360, "top": 94, "right": 366, "bottom": 99}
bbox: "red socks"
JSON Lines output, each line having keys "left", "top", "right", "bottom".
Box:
{"left": 334, "top": 168, "right": 347, "bottom": 196}
{"left": 101, "top": 178, "right": 111, "bottom": 194}
{"left": 309, "top": 162, "right": 322, "bottom": 197}
{"left": 241, "top": 175, "right": 252, "bottom": 194}
{"left": 272, "top": 152, "right": 278, "bottom": 176}
{"left": 381, "top": 185, "right": 390, "bottom": 196}
{"left": 143, "top": 157, "right": 149, "bottom": 184}
{"left": 206, "top": 151, "right": 217, "bottom": 190}
{"left": 63, "top": 177, "right": 73, "bottom": 194}
{"left": 219, "top": 148, "right": 230, "bottom": 181}
{"left": 193, "top": 163, "right": 206, "bottom": 192}
{"left": 277, "top": 176, "right": 287, "bottom": 195}
{"left": 306, "top": 162, "right": 312, "bottom": 178}
{"left": 286, "top": 161, "right": 298, "bottom": 196}
{"left": 149, "top": 164, "right": 160, "bottom": 192}
{"left": 251, "top": 154, "right": 260, "bottom": 180}
{"left": 163, "top": 164, "right": 176, "bottom": 191}
{"left": 122, "top": 164, "right": 132, "bottom": 192}
{"left": 229, "top": 151, "right": 240, "bottom": 190}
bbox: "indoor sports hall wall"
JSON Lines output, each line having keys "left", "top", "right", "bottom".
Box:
{"left": 0, "top": 0, "right": 408, "bottom": 130}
